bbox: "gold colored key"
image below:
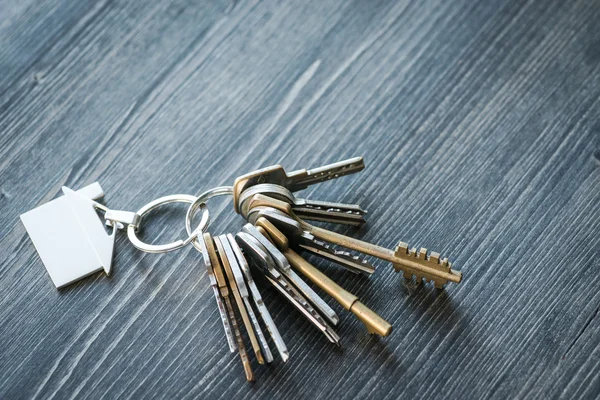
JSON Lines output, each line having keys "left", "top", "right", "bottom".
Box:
{"left": 214, "top": 236, "right": 265, "bottom": 365}
{"left": 204, "top": 233, "right": 254, "bottom": 382}
{"left": 248, "top": 196, "right": 462, "bottom": 288}
{"left": 255, "top": 217, "right": 393, "bottom": 337}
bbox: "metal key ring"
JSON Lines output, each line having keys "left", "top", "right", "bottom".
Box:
{"left": 127, "top": 194, "right": 209, "bottom": 254}
{"left": 185, "top": 186, "right": 233, "bottom": 252}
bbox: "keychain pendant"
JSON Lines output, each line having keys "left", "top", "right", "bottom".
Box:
{"left": 20, "top": 183, "right": 114, "bottom": 288}
{"left": 20, "top": 182, "right": 141, "bottom": 288}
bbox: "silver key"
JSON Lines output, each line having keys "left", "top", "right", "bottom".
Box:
{"left": 219, "top": 235, "right": 274, "bottom": 364}
{"left": 236, "top": 232, "right": 340, "bottom": 344}
{"left": 233, "top": 157, "right": 365, "bottom": 213}
{"left": 238, "top": 184, "right": 366, "bottom": 226}
{"left": 248, "top": 207, "right": 375, "bottom": 275}
{"left": 195, "top": 234, "right": 235, "bottom": 352}
{"left": 226, "top": 234, "right": 288, "bottom": 362}
{"left": 241, "top": 223, "right": 339, "bottom": 326}
{"left": 286, "top": 157, "right": 365, "bottom": 191}
{"left": 202, "top": 233, "right": 254, "bottom": 380}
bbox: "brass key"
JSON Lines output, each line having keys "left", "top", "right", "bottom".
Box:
{"left": 256, "top": 217, "right": 392, "bottom": 337}
{"left": 248, "top": 197, "right": 462, "bottom": 288}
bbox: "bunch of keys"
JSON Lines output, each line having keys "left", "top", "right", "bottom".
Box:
{"left": 20, "top": 157, "right": 462, "bottom": 382}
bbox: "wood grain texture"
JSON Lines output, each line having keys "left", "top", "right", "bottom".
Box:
{"left": 1, "top": 0, "right": 599, "bottom": 398}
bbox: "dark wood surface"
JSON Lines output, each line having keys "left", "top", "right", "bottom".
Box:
{"left": 1, "top": 0, "right": 599, "bottom": 398}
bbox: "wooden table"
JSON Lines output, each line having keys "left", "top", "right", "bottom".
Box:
{"left": 1, "top": 0, "right": 599, "bottom": 398}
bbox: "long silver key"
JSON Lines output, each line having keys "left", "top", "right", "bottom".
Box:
{"left": 248, "top": 207, "right": 374, "bottom": 275}
{"left": 238, "top": 184, "right": 366, "bottom": 226}
{"left": 219, "top": 235, "right": 273, "bottom": 364}
{"left": 227, "top": 234, "right": 288, "bottom": 362}
{"left": 236, "top": 232, "right": 340, "bottom": 344}
{"left": 233, "top": 157, "right": 365, "bottom": 212}
{"left": 241, "top": 223, "right": 339, "bottom": 326}
{"left": 195, "top": 233, "right": 235, "bottom": 352}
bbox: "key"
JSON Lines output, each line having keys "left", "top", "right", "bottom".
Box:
{"left": 214, "top": 236, "right": 265, "bottom": 365}
{"left": 308, "top": 224, "right": 462, "bottom": 288}
{"left": 236, "top": 232, "right": 340, "bottom": 344}
{"left": 226, "top": 234, "right": 289, "bottom": 362}
{"left": 256, "top": 217, "right": 392, "bottom": 336}
{"left": 203, "top": 233, "right": 254, "bottom": 381}
{"left": 247, "top": 197, "right": 463, "bottom": 288}
{"left": 241, "top": 223, "right": 340, "bottom": 326}
{"left": 237, "top": 232, "right": 340, "bottom": 344}
{"left": 238, "top": 184, "right": 366, "bottom": 226}
{"left": 246, "top": 203, "right": 374, "bottom": 274}
{"left": 221, "top": 235, "right": 274, "bottom": 364}
{"left": 247, "top": 206, "right": 374, "bottom": 275}
{"left": 195, "top": 233, "right": 235, "bottom": 353}
{"left": 244, "top": 193, "right": 365, "bottom": 234}
{"left": 233, "top": 157, "right": 365, "bottom": 213}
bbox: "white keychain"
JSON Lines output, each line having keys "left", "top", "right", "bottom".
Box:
{"left": 20, "top": 183, "right": 117, "bottom": 288}
{"left": 20, "top": 182, "right": 208, "bottom": 288}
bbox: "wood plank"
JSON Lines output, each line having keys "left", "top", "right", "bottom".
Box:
{"left": 0, "top": 0, "right": 598, "bottom": 398}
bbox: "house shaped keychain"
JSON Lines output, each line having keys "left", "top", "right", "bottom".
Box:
{"left": 20, "top": 179, "right": 204, "bottom": 289}
{"left": 20, "top": 183, "right": 118, "bottom": 288}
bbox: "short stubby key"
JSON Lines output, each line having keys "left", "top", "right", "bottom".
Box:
{"left": 233, "top": 157, "right": 365, "bottom": 212}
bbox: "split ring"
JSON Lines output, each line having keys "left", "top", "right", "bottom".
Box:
{"left": 127, "top": 194, "right": 209, "bottom": 254}
{"left": 185, "top": 186, "right": 233, "bottom": 252}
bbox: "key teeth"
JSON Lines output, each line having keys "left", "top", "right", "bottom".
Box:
{"left": 401, "top": 270, "right": 445, "bottom": 288}
{"left": 303, "top": 204, "right": 364, "bottom": 216}
{"left": 315, "top": 238, "right": 372, "bottom": 266}
{"left": 394, "top": 242, "right": 408, "bottom": 273}
{"left": 394, "top": 241, "right": 453, "bottom": 286}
